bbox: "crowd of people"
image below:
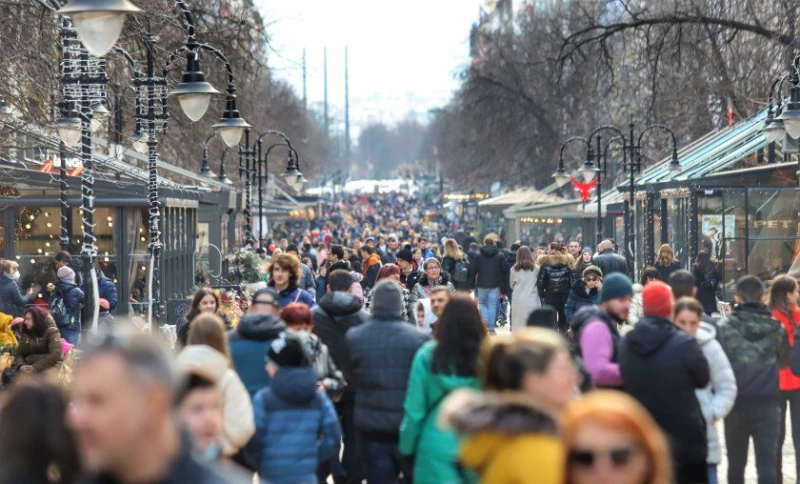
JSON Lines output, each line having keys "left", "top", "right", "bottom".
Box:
{"left": 2, "top": 189, "right": 800, "bottom": 484}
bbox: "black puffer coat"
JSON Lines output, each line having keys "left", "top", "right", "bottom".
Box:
{"left": 536, "top": 254, "right": 574, "bottom": 304}
{"left": 312, "top": 292, "right": 369, "bottom": 386}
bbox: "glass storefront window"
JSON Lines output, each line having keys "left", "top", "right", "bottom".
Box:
{"left": 13, "top": 206, "right": 61, "bottom": 290}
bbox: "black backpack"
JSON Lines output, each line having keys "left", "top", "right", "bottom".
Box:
{"left": 49, "top": 288, "right": 70, "bottom": 328}
{"left": 453, "top": 260, "right": 469, "bottom": 283}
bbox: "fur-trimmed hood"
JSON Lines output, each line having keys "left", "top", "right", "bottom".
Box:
{"left": 537, "top": 253, "right": 574, "bottom": 268}
{"left": 440, "top": 388, "right": 558, "bottom": 437}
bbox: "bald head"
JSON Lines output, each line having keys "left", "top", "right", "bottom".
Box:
{"left": 598, "top": 240, "right": 614, "bottom": 252}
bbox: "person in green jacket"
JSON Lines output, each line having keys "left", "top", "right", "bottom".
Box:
{"left": 399, "top": 293, "right": 487, "bottom": 483}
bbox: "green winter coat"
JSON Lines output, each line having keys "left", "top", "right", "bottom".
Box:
{"left": 399, "top": 341, "right": 479, "bottom": 484}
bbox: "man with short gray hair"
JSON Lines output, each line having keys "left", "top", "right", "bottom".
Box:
{"left": 592, "top": 239, "right": 630, "bottom": 278}
{"left": 69, "top": 332, "right": 240, "bottom": 483}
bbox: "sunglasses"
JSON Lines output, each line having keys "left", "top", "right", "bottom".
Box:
{"left": 585, "top": 277, "right": 599, "bottom": 282}
{"left": 568, "top": 447, "right": 635, "bottom": 468}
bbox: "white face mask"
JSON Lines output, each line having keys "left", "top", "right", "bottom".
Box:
{"left": 11, "top": 271, "right": 20, "bottom": 281}
{"left": 293, "top": 329, "right": 311, "bottom": 340}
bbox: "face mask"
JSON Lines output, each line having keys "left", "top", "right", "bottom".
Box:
{"left": 292, "top": 329, "right": 311, "bottom": 340}
{"left": 12, "top": 272, "right": 20, "bottom": 281}
{"left": 198, "top": 442, "right": 221, "bottom": 463}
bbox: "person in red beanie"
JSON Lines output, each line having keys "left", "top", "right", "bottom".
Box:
{"left": 619, "top": 280, "right": 711, "bottom": 484}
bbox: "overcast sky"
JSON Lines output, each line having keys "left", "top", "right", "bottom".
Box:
{"left": 255, "top": 0, "right": 482, "bottom": 125}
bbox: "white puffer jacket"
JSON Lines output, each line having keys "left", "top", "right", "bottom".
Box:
{"left": 176, "top": 344, "right": 255, "bottom": 456}
{"left": 694, "top": 321, "right": 737, "bottom": 464}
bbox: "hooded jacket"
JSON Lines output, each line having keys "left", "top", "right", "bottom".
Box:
{"left": 96, "top": 270, "right": 118, "bottom": 313}
{"left": 619, "top": 316, "right": 710, "bottom": 468}
{"left": 248, "top": 367, "right": 342, "bottom": 484}
{"left": 475, "top": 246, "right": 508, "bottom": 291}
{"left": 362, "top": 253, "right": 383, "bottom": 290}
{"left": 442, "top": 389, "right": 563, "bottom": 484}
{"left": 345, "top": 300, "right": 430, "bottom": 438}
{"left": 176, "top": 345, "right": 255, "bottom": 457}
{"left": 312, "top": 292, "right": 369, "bottom": 387}
{"left": 15, "top": 315, "right": 63, "bottom": 373}
{"left": 0, "top": 312, "right": 17, "bottom": 350}
{"left": 229, "top": 313, "right": 286, "bottom": 397}
{"left": 536, "top": 254, "right": 574, "bottom": 303}
{"left": 773, "top": 306, "right": 800, "bottom": 391}
{"left": 564, "top": 280, "right": 599, "bottom": 321}
{"left": 0, "top": 273, "right": 33, "bottom": 318}
{"left": 416, "top": 298, "right": 437, "bottom": 334}
{"left": 399, "top": 342, "right": 481, "bottom": 484}
{"left": 694, "top": 321, "right": 737, "bottom": 465}
{"left": 718, "top": 303, "right": 790, "bottom": 398}
{"left": 368, "top": 284, "right": 418, "bottom": 325}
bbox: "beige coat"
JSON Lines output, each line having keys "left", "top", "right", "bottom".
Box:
{"left": 177, "top": 344, "right": 255, "bottom": 456}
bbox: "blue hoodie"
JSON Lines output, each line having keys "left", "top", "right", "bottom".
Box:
{"left": 247, "top": 367, "right": 342, "bottom": 484}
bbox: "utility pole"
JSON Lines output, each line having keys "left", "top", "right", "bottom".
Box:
{"left": 344, "top": 46, "right": 350, "bottom": 169}
{"left": 323, "top": 47, "right": 329, "bottom": 139}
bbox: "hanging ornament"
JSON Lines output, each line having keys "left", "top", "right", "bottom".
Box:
{"left": 570, "top": 176, "right": 599, "bottom": 202}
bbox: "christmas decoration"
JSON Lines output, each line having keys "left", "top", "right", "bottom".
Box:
{"left": 570, "top": 176, "right": 599, "bottom": 202}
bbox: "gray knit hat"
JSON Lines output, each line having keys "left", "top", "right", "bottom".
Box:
{"left": 370, "top": 279, "right": 404, "bottom": 319}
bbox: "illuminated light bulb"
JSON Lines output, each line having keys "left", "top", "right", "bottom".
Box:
{"left": 25, "top": 224, "right": 31, "bottom": 229}
{"left": 37, "top": 248, "right": 42, "bottom": 254}
{"left": 140, "top": 236, "right": 146, "bottom": 242}
{"left": 107, "top": 216, "right": 112, "bottom": 221}
{"left": 46, "top": 223, "right": 52, "bottom": 227}
{"left": 15, "top": 256, "right": 20, "bottom": 260}
{"left": 104, "top": 257, "right": 109, "bottom": 262}
{"left": 44, "top": 252, "right": 50, "bottom": 256}
{"left": 31, "top": 259, "right": 36, "bottom": 264}
{"left": 44, "top": 212, "right": 50, "bottom": 217}
{"left": 45, "top": 242, "right": 51, "bottom": 247}
{"left": 29, "top": 214, "right": 35, "bottom": 220}
{"left": 108, "top": 222, "right": 113, "bottom": 227}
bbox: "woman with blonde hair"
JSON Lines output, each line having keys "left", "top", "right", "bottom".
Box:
{"left": 509, "top": 246, "right": 540, "bottom": 330}
{"left": 561, "top": 390, "right": 672, "bottom": 484}
{"left": 441, "top": 238, "right": 470, "bottom": 290}
{"left": 176, "top": 313, "right": 255, "bottom": 458}
{"left": 442, "top": 328, "right": 578, "bottom": 483}
{"left": 655, "top": 244, "right": 681, "bottom": 282}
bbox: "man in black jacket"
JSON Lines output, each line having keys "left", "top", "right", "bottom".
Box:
{"left": 312, "top": 269, "right": 369, "bottom": 484}
{"left": 592, "top": 239, "right": 630, "bottom": 278}
{"left": 345, "top": 280, "right": 429, "bottom": 483}
{"left": 619, "top": 281, "right": 710, "bottom": 483}
{"left": 475, "top": 236, "right": 508, "bottom": 332}
{"left": 718, "top": 276, "right": 789, "bottom": 484}
{"left": 396, "top": 248, "right": 421, "bottom": 293}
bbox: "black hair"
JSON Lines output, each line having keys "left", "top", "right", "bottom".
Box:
{"left": 251, "top": 287, "right": 280, "bottom": 306}
{"left": 736, "top": 275, "right": 765, "bottom": 304}
{"left": 176, "top": 373, "right": 217, "bottom": 405}
{"left": 327, "top": 269, "right": 353, "bottom": 292}
{"left": 286, "top": 244, "right": 299, "bottom": 254}
{"left": 361, "top": 246, "right": 375, "bottom": 255}
{"left": 668, "top": 270, "right": 696, "bottom": 299}
{"left": 55, "top": 251, "right": 71, "bottom": 263}
{"left": 640, "top": 267, "right": 662, "bottom": 286}
{"left": 330, "top": 244, "right": 345, "bottom": 260}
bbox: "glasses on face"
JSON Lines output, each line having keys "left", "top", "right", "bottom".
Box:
{"left": 253, "top": 299, "right": 277, "bottom": 307}
{"left": 568, "top": 446, "right": 635, "bottom": 469}
{"left": 585, "top": 277, "right": 599, "bottom": 282}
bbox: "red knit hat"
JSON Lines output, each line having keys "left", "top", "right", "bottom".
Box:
{"left": 642, "top": 281, "right": 674, "bottom": 319}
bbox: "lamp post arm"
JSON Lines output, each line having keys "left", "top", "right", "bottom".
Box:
{"left": 558, "top": 136, "right": 591, "bottom": 170}
{"left": 637, "top": 124, "right": 679, "bottom": 156}
{"left": 196, "top": 44, "right": 237, "bottom": 96}
{"left": 173, "top": 0, "right": 198, "bottom": 45}
{"left": 602, "top": 136, "right": 626, "bottom": 174}
{"left": 588, "top": 125, "right": 626, "bottom": 147}
{"left": 256, "top": 130, "right": 293, "bottom": 148}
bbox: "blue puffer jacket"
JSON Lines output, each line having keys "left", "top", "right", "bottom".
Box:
{"left": 54, "top": 280, "right": 84, "bottom": 329}
{"left": 229, "top": 313, "right": 286, "bottom": 398}
{"left": 0, "top": 272, "right": 32, "bottom": 318}
{"left": 96, "top": 270, "right": 118, "bottom": 313}
{"left": 247, "top": 367, "right": 341, "bottom": 484}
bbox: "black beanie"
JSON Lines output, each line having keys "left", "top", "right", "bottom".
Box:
{"left": 267, "top": 332, "right": 310, "bottom": 368}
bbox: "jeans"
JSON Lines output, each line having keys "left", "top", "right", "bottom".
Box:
{"left": 724, "top": 398, "right": 781, "bottom": 484}
{"left": 778, "top": 390, "right": 800, "bottom": 483}
{"left": 707, "top": 465, "right": 717, "bottom": 484}
{"left": 60, "top": 326, "right": 80, "bottom": 346}
{"left": 361, "top": 438, "right": 401, "bottom": 484}
{"left": 477, "top": 287, "right": 500, "bottom": 330}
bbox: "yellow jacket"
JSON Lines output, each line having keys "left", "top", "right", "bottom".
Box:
{"left": 441, "top": 389, "right": 564, "bottom": 484}
{"left": 461, "top": 431, "right": 564, "bottom": 484}
{"left": 0, "top": 312, "right": 18, "bottom": 349}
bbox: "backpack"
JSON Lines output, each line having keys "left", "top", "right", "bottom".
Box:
{"left": 453, "top": 260, "right": 469, "bottom": 283}
{"left": 49, "top": 289, "right": 70, "bottom": 328}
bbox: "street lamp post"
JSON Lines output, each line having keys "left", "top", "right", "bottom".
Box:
{"left": 762, "top": 56, "right": 800, "bottom": 184}
{"left": 258, "top": 142, "right": 298, "bottom": 246}
{"left": 554, "top": 124, "right": 680, "bottom": 273}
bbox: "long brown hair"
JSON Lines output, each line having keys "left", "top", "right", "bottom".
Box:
{"left": 186, "top": 313, "right": 230, "bottom": 360}
{"left": 432, "top": 294, "right": 487, "bottom": 377}
{"left": 657, "top": 244, "right": 676, "bottom": 267}
{"left": 443, "top": 238, "right": 464, "bottom": 261}
{"left": 185, "top": 287, "right": 219, "bottom": 323}
{"left": 562, "top": 391, "right": 672, "bottom": 484}
{"left": 769, "top": 275, "right": 798, "bottom": 322}
{"left": 479, "top": 328, "right": 567, "bottom": 391}
{"left": 513, "top": 245, "right": 535, "bottom": 272}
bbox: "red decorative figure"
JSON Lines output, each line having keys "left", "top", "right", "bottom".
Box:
{"left": 570, "top": 176, "right": 599, "bottom": 202}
